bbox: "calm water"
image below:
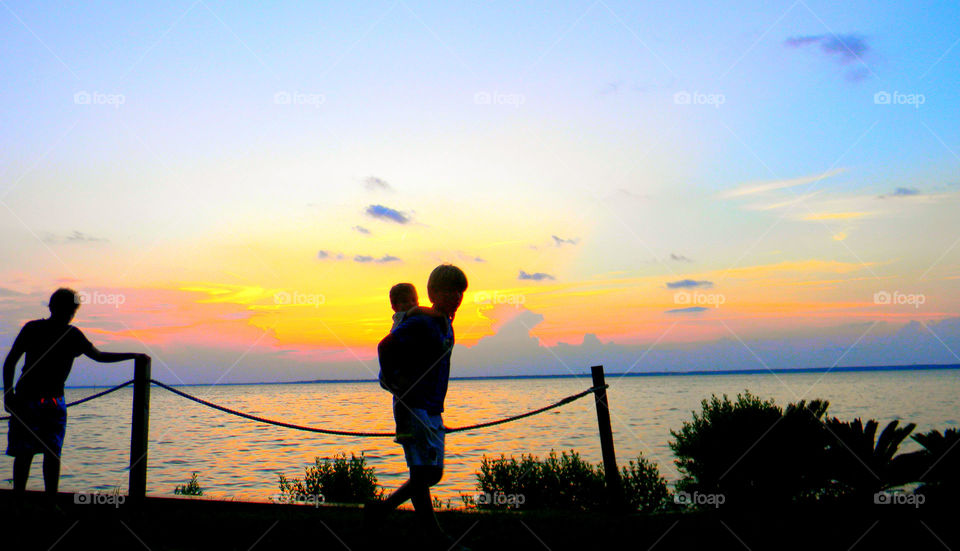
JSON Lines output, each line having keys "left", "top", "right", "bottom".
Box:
{"left": 2, "top": 369, "right": 958, "bottom": 505}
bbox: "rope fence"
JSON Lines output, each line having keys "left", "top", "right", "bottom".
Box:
{"left": 149, "top": 378, "right": 606, "bottom": 436}
{"left": 3, "top": 359, "right": 623, "bottom": 507}
{"left": 0, "top": 379, "right": 134, "bottom": 421}
{"left": 2, "top": 378, "right": 605, "bottom": 434}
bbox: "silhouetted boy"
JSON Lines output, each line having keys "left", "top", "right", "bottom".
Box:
{"left": 2, "top": 288, "right": 147, "bottom": 497}
{"left": 389, "top": 283, "right": 418, "bottom": 333}
{"left": 383, "top": 283, "right": 421, "bottom": 443}
{"left": 368, "top": 265, "right": 469, "bottom": 550}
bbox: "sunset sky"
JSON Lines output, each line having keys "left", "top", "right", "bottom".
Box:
{"left": 2, "top": 0, "right": 959, "bottom": 385}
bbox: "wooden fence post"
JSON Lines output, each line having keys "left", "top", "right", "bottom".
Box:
{"left": 129, "top": 356, "right": 151, "bottom": 503}
{"left": 591, "top": 365, "right": 624, "bottom": 509}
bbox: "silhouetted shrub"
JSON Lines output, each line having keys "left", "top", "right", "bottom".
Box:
{"left": 620, "top": 455, "right": 670, "bottom": 512}
{"left": 278, "top": 452, "right": 383, "bottom": 504}
{"left": 474, "top": 450, "right": 669, "bottom": 512}
{"left": 901, "top": 428, "right": 960, "bottom": 503}
{"left": 823, "top": 417, "right": 915, "bottom": 499}
{"left": 670, "top": 391, "right": 833, "bottom": 507}
{"left": 174, "top": 472, "right": 203, "bottom": 496}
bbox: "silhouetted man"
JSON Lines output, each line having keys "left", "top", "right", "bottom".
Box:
{"left": 2, "top": 288, "right": 147, "bottom": 497}
{"left": 368, "top": 264, "right": 469, "bottom": 550}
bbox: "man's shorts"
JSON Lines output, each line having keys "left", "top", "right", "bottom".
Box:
{"left": 5, "top": 396, "right": 67, "bottom": 457}
{"left": 394, "top": 404, "right": 445, "bottom": 468}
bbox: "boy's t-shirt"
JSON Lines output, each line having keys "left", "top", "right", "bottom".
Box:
{"left": 377, "top": 312, "right": 454, "bottom": 415}
{"left": 11, "top": 319, "right": 93, "bottom": 399}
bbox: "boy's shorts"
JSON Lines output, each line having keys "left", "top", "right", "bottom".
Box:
{"left": 5, "top": 396, "right": 67, "bottom": 457}
{"left": 394, "top": 403, "right": 445, "bottom": 468}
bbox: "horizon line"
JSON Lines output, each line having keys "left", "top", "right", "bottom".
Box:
{"left": 64, "top": 362, "right": 960, "bottom": 389}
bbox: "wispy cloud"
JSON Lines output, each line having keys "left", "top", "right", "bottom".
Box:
{"left": 666, "top": 279, "right": 713, "bottom": 289}
{"left": 43, "top": 230, "right": 109, "bottom": 244}
{"left": 552, "top": 235, "right": 580, "bottom": 247}
{"left": 365, "top": 204, "right": 410, "bottom": 224}
{"left": 317, "top": 250, "right": 345, "bottom": 260}
{"left": 519, "top": 270, "right": 555, "bottom": 281}
{"left": 743, "top": 191, "right": 822, "bottom": 211}
{"left": 784, "top": 33, "right": 871, "bottom": 80}
{"left": 354, "top": 254, "right": 401, "bottom": 263}
{"left": 665, "top": 306, "right": 709, "bottom": 314}
{"left": 364, "top": 176, "right": 392, "bottom": 192}
{"left": 785, "top": 34, "right": 869, "bottom": 62}
{"left": 878, "top": 187, "right": 921, "bottom": 199}
{"left": 352, "top": 225, "right": 371, "bottom": 234}
{"left": 670, "top": 253, "right": 693, "bottom": 262}
{"left": 721, "top": 168, "right": 844, "bottom": 198}
{"left": 456, "top": 251, "right": 486, "bottom": 263}
{"left": 801, "top": 211, "right": 872, "bottom": 221}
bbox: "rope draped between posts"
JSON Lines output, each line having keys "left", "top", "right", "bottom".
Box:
{"left": 148, "top": 378, "right": 607, "bottom": 437}
{"left": 4, "top": 359, "right": 622, "bottom": 506}
{"left": 0, "top": 379, "right": 135, "bottom": 421}
{"left": 1, "top": 377, "right": 607, "bottom": 437}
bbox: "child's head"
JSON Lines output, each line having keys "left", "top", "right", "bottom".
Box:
{"left": 427, "top": 264, "right": 468, "bottom": 317}
{"left": 389, "top": 283, "right": 418, "bottom": 313}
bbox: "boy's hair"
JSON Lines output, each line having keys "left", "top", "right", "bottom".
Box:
{"left": 49, "top": 287, "right": 80, "bottom": 315}
{"left": 427, "top": 264, "right": 468, "bottom": 294}
{"left": 389, "top": 283, "right": 417, "bottom": 308}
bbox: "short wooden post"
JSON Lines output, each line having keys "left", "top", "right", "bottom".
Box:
{"left": 129, "top": 356, "right": 151, "bottom": 503}
{"left": 591, "top": 365, "right": 624, "bottom": 509}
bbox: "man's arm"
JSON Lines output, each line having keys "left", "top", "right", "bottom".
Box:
{"left": 84, "top": 345, "right": 147, "bottom": 363}
{"left": 3, "top": 328, "right": 27, "bottom": 411}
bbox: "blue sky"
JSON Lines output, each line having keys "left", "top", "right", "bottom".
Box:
{"left": 1, "top": 0, "right": 959, "bottom": 383}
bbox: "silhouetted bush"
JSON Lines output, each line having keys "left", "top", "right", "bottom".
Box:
{"left": 474, "top": 450, "right": 669, "bottom": 512}
{"left": 823, "top": 417, "right": 916, "bottom": 499}
{"left": 903, "top": 428, "right": 960, "bottom": 503}
{"left": 670, "top": 391, "right": 833, "bottom": 507}
{"left": 278, "top": 452, "right": 383, "bottom": 504}
{"left": 174, "top": 472, "right": 204, "bottom": 496}
{"left": 620, "top": 455, "right": 670, "bottom": 512}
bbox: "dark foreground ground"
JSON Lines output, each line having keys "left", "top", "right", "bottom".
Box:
{"left": 0, "top": 490, "right": 956, "bottom": 551}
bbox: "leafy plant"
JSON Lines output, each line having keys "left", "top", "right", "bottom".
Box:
{"left": 475, "top": 450, "right": 668, "bottom": 512}
{"left": 824, "top": 417, "right": 916, "bottom": 497}
{"left": 911, "top": 428, "right": 960, "bottom": 485}
{"left": 670, "top": 391, "right": 834, "bottom": 507}
{"left": 174, "top": 472, "right": 203, "bottom": 496}
{"left": 893, "top": 428, "right": 960, "bottom": 503}
{"left": 278, "top": 452, "right": 383, "bottom": 504}
{"left": 620, "top": 455, "right": 670, "bottom": 512}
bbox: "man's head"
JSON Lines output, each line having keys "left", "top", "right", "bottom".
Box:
{"left": 427, "top": 264, "right": 468, "bottom": 318}
{"left": 49, "top": 288, "right": 80, "bottom": 323}
{"left": 389, "top": 283, "right": 418, "bottom": 313}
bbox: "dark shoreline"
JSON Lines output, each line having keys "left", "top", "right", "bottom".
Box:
{"left": 2, "top": 490, "right": 956, "bottom": 551}
{"left": 64, "top": 362, "right": 960, "bottom": 389}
